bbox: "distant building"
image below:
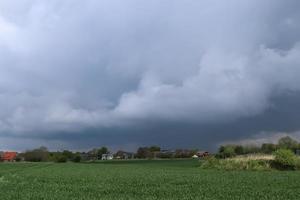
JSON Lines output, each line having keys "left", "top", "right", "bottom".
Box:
{"left": 1, "top": 152, "right": 17, "bottom": 162}
{"left": 115, "top": 151, "right": 134, "bottom": 159}
{"left": 192, "top": 155, "right": 199, "bottom": 159}
{"left": 196, "top": 151, "right": 209, "bottom": 158}
{"left": 101, "top": 153, "right": 113, "bottom": 160}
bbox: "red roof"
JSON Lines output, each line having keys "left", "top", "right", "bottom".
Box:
{"left": 2, "top": 152, "right": 17, "bottom": 161}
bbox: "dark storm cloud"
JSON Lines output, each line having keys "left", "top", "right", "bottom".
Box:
{"left": 0, "top": 0, "right": 300, "bottom": 150}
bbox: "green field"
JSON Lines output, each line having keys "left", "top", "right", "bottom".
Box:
{"left": 0, "top": 160, "right": 300, "bottom": 200}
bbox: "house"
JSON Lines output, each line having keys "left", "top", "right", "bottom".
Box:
{"left": 196, "top": 151, "right": 209, "bottom": 158}
{"left": 1, "top": 152, "right": 17, "bottom": 162}
{"left": 101, "top": 153, "right": 113, "bottom": 160}
{"left": 192, "top": 155, "right": 199, "bottom": 159}
{"left": 115, "top": 151, "right": 134, "bottom": 159}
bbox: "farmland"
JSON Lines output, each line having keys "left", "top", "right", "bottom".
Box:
{"left": 0, "top": 160, "right": 300, "bottom": 200}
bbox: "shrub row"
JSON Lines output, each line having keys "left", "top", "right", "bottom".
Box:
{"left": 200, "top": 157, "right": 271, "bottom": 171}
{"left": 201, "top": 149, "right": 300, "bottom": 171}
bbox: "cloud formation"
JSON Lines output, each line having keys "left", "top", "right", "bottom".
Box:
{"left": 0, "top": 0, "right": 300, "bottom": 150}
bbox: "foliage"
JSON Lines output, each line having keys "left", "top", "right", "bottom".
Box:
{"left": 15, "top": 157, "right": 22, "bottom": 162}
{"left": 23, "top": 146, "right": 49, "bottom": 162}
{"left": 223, "top": 146, "right": 236, "bottom": 158}
{"left": 0, "top": 160, "right": 300, "bottom": 200}
{"left": 87, "top": 148, "right": 98, "bottom": 160}
{"left": 136, "top": 147, "right": 153, "bottom": 158}
{"left": 261, "top": 143, "right": 277, "bottom": 154}
{"left": 200, "top": 156, "right": 220, "bottom": 168}
{"left": 149, "top": 146, "right": 161, "bottom": 152}
{"left": 62, "top": 150, "right": 74, "bottom": 160}
{"left": 72, "top": 154, "right": 81, "bottom": 163}
{"left": 97, "top": 147, "right": 108, "bottom": 159}
{"left": 242, "top": 145, "right": 261, "bottom": 154}
{"left": 156, "top": 152, "right": 174, "bottom": 159}
{"left": 174, "top": 149, "right": 197, "bottom": 158}
{"left": 273, "top": 149, "right": 300, "bottom": 170}
{"left": 15, "top": 154, "right": 23, "bottom": 162}
{"left": 234, "top": 145, "right": 244, "bottom": 155}
{"left": 217, "top": 145, "right": 236, "bottom": 158}
{"left": 55, "top": 155, "right": 68, "bottom": 163}
{"left": 217, "top": 136, "right": 300, "bottom": 157}
{"left": 86, "top": 147, "right": 109, "bottom": 160}
{"left": 278, "top": 136, "right": 298, "bottom": 151}
{"left": 201, "top": 156, "right": 271, "bottom": 171}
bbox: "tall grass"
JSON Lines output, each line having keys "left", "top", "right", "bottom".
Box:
{"left": 201, "top": 152, "right": 300, "bottom": 171}
{"left": 200, "top": 156, "right": 272, "bottom": 171}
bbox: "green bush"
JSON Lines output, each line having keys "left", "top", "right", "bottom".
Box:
{"left": 23, "top": 147, "right": 49, "bottom": 162}
{"left": 245, "top": 160, "right": 271, "bottom": 171}
{"left": 221, "top": 159, "right": 270, "bottom": 171}
{"left": 217, "top": 145, "right": 236, "bottom": 158}
{"left": 200, "top": 157, "right": 220, "bottom": 169}
{"left": 55, "top": 155, "right": 68, "bottom": 163}
{"left": 72, "top": 155, "right": 81, "bottom": 163}
{"left": 273, "top": 149, "right": 300, "bottom": 170}
{"left": 15, "top": 156, "right": 22, "bottom": 162}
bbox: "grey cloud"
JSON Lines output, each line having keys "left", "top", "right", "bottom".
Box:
{"left": 0, "top": 0, "right": 300, "bottom": 150}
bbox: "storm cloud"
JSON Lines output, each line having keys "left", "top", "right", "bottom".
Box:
{"left": 0, "top": 0, "right": 300, "bottom": 151}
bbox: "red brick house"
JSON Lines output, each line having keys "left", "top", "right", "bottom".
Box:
{"left": 1, "top": 152, "right": 17, "bottom": 162}
{"left": 196, "top": 151, "right": 210, "bottom": 158}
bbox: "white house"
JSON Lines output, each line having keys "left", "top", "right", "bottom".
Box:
{"left": 101, "top": 153, "right": 113, "bottom": 160}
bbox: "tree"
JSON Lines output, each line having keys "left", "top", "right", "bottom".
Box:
{"left": 223, "top": 146, "right": 236, "bottom": 158}
{"left": 174, "top": 149, "right": 197, "bottom": 158}
{"left": 149, "top": 146, "right": 161, "bottom": 152}
{"left": 278, "top": 136, "right": 298, "bottom": 151}
{"left": 218, "top": 145, "right": 236, "bottom": 158}
{"left": 234, "top": 145, "right": 244, "bottom": 155}
{"left": 136, "top": 147, "right": 150, "bottom": 158}
{"left": 55, "top": 154, "right": 68, "bottom": 163}
{"left": 87, "top": 148, "right": 98, "bottom": 160}
{"left": 148, "top": 146, "right": 161, "bottom": 158}
{"left": 274, "top": 149, "right": 300, "bottom": 170}
{"left": 97, "top": 147, "right": 108, "bottom": 159}
{"left": 218, "top": 146, "right": 225, "bottom": 153}
{"left": 62, "top": 150, "right": 74, "bottom": 160}
{"left": 23, "top": 146, "right": 49, "bottom": 162}
{"left": 72, "top": 155, "right": 81, "bottom": 163}
{"left": 243, "top": 145, "right": 261, "bottom": 154}
{"left": 261, "top": 143, "right": 277, "bottom": 154}
{"left": 156, "top": 151, "right": 173, "bottom": 159}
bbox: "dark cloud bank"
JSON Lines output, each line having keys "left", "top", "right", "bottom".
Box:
{"left": 0, "top": 0, "right": 300, "bottom": 151}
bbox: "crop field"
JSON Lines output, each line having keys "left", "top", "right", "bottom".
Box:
{"left": 0, "top": 160, "right": 300, "bottom": 200}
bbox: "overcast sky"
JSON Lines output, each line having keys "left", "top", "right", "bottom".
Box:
{"left": 0, "top": 0, "right": 300, "bottom": 152}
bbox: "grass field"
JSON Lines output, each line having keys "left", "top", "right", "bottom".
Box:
{"left": 0, "top": 159, "right": 300, "bottom": 200}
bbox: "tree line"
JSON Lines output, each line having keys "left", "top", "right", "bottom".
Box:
{"left": 16, "top": 146, "right": 109, "bottom": 163}
{"left": 136, "top": 146, "right": 198, "bottom": 159}
{"left": 216, "top": 136, "right": 300, "bottom": 158}
{"left": 13, "top": 136, "right": 299, "bottom": 163}
{"left": 15, "top": 145, "right": 200, "bottom": 162}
